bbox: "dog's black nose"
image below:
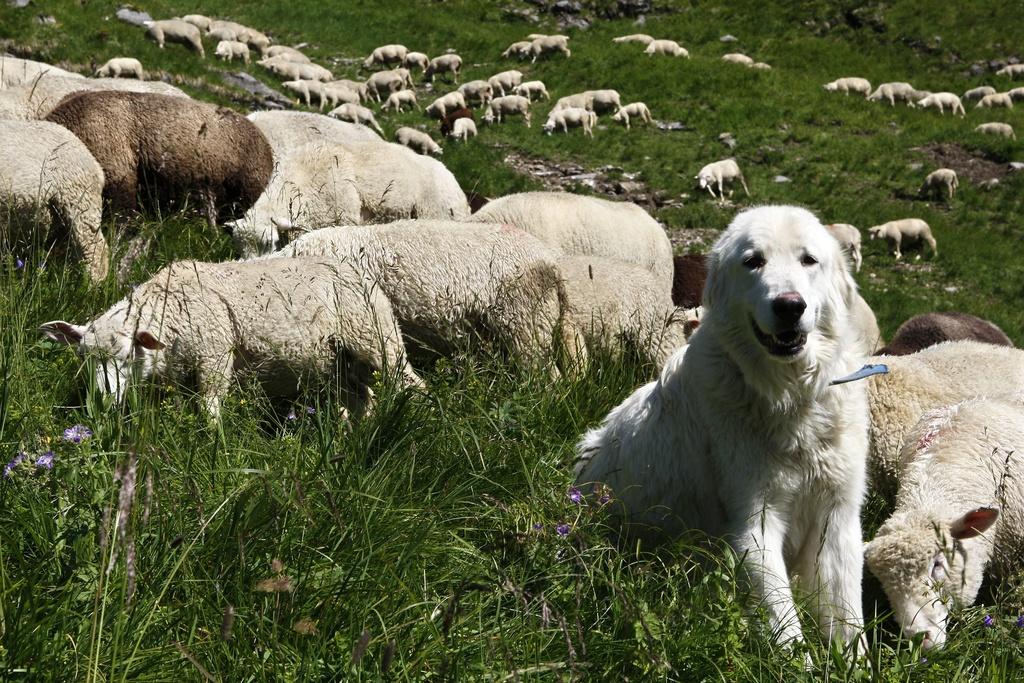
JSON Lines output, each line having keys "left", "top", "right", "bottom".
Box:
{"left": 772, "top": 292, "right": 806, "bottom": 326}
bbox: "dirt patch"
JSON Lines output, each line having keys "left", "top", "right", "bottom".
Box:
{"left": 912, "top": 143, "right": 1011, "bottom": 185}
{"left": 666, "top": 228, "right": 718, "bottom": 252}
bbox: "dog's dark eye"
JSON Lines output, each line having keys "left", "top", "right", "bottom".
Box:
{"left": 742, "top": 254, "right": 766, "bottom": 269}
{"left": 801, "top": 254, "right": 818, "bottom": 267}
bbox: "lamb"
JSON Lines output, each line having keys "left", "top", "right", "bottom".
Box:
{"left": 470, "top": 192, "right": 673, "bottom": 292}
{"left": 214, "top": 40, "right": 250, "bottom": 64}
{"left": 878, "top": 312, "right": 1014, "bottom": 356}
{"left": 320, "top": 83, "right": 363, "bottom": 109}
{"left": 695, "top": 158, "right": 750, "bottom": 199}
{"left": 424, "top": 54, "right": 462, "bottom": 83}
{"left": 612, "top": 34, "right": 654, "bottom": 45}
{"left": 327, "top": 103, "right": 384, "bottom": 135}
{"left": 246, "top": 111, "right": 382, "bottom": 160}
{"left": 281, "top": 79, "right": 316, "bottom": 107}
{"left": 910, "top": 92, "right": 966, "bottom": 116}
{"left": 262, "top": 46, "right": 310, "bottom": 63}
{"left": 364, "top": 69, "right": 407, "bottom": 102}
{"left": 995, "top": 64, "right": 1024, "bottom": 78}
{"left": 0, "top": 120, "right": 109, "bottom": 282}
{"left": 0, "top": 75, "right": 188, "bottom": 120}
{"left": 975, "top": 122, "right": 1016, "bottom": 139}
{"left": 864, "top": 396, "right": 1024, "bottom": 651}
{"left": 501, "top": 41, "right": 533, "bottom": 60}
{"left": 180, "top": 14, "right": 211, "bottom": 31}
{"left": 457, "top": 80, "right": 494, "bottom": 107}
{"left": 0, "top": 56, "right": 82, "bottom": 89}
{"left": 585, "top": 89, "right": 622, "bottom": 114}
{"left": 513, "top": 80, "right": 549, "bottom": 102}
{"left": 143, "top": 19, "right": 205, "bottom": 57}
{"left": 482, "top": 95, "right": 531, "bottom": 127}
{"left": 260, "top": 57, "right": 332, "bottom": 82}
{"left": 363, "top": 44, "right": 408, "bottom": 69}
{"left": 425, "top": 91, "right": 467, "bottom": 119}
{"left": 867, "top": 82, "right": 920, "bottom": 106}
{"left": 721, "top": 53, "right": 754, "bottom": 66}
{"left": 94, "top": 57, "right": 144, "bottom": 79}
{"left": 542, "top": 107, "right": 596, "bottom": 137}
{"left": 487, "top": 70, "right": 523, "bottom": 97}
{"left": 270, "top": 221, "right": 569, "bottom": 370}
{"left": 382, "top": 89, "right": 419, "bottom": 112}
{"left": 449, "top": 117, "right": 477, "bottom": 142}
{"left": 394, "top": 127, "right": 442, "bottom": 156}
{"left": 402, "top": 51, "right": 429, "bottom": 71}
{"left": 611, "top": 102, "right": 653, "bottom": 130}
{"left": 963, "top": 85, "right": 996, "bottom": 102}
{"left": 46, "top": 90, "right": 272, "bottom": 226}
{"left": 825, "top": 222, "right": 863, "bottom": 272}
{"left": 976, "top": 92, "right": 1014, "bottom": 109}
{"left": 643, "top": 39, "right": 689, "bottom": 58}
{"left": 530, "top": 35, "right": 571, "bottom": 62}
{"left": 823, "top": 77, "right": 872, "bottom": 96}
{"left": 41, "top": 258, "right": 423, "bottom": 419}
{"left": 867, "top": 218, "right": 936, "bottom": 260}
{"left": 439, "top": 107, "right": 473, "bottom": 136}
{"left": 920, "top": 168, "right": 959, "bottom": 200}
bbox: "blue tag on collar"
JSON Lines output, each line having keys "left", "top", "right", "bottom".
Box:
{"left": 830, "top": 363, "right": 889, "bottom": 386}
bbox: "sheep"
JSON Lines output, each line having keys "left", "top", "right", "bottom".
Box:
{"left": 144, "top": 19, "right": 205, "bottom": 57}
{"left": 542, "top": 107, "right": 596, "bottom": 137}
{"left": 910, "top": 92, "right": 966, "bottom": 116}
{"left": 262, "top": 45, "right": 310, "bottom": 63}
{"left": 457, "top": 80, "right": 494, "bottom": 107}
{"left": 439, "top": 107, "right": 473, "bottom": 136}
{"left": 867, "top": 218, "right": 936, "bottom": 260}
{"left": 695, "top": 158, "right": 750, "bottom": 199}
{"left": 552, "top": 92, "right": 592, "bottom": 112}
{"left": 327, "top": 103, "right": 384, "bottom": 135}
{"left": 976, "top": 92, "right": 1014, "bottom": 109}
{"left": 0, "top": 75, "right": 188, "bottom": 120}
{"left": 864, "top": 396, "right": 1024, "bottom": 651}
{"left": 41, "top": 258, "right": 422, "bottom": 419}
{"left": 867, "top": 82, "right": 920, "bottom": 106}
{"left": 585, "top": 89, "right": 622, "bottom": 114}
{"left": 240, "top": 28, "right": 271, "bottom": 54}
{"left": 214, "top": 40, "right": 250, "bottom": 64}
{"left": 612, "top": 34, "right": 654, "bottom": 45}
{"left": 270, "top": 221, "right": 569, "bottom": 370}
{"left": 46, "top": 90, "right": 272, "bottom": 226}
{"left": 260, "top": 57, "right": 332, "bottom": 82}
{"left": 246, "top": 111, "right": 382, "bottom": 161}
{"left": 721, "top": 53, "right": 754, "bottom": 66}
{"left": 502, "top": 41, "right": 533, "bottom": 60}
{"left": 878, "top": 312, "right": 1014, "bottom": 356}
{"left": 0, "top": 120, "right": 109, "bottom": 282}
{"left": 487, "top": 70, "right": 523, "bottom": 97}
{"left": 530, "top": 35, "right": 571, "bottom": 62}
{"left": 94, "top": 57, "right": 143, "bottom": 79}
{"left": 851, "top": 293, "right": 884, "bottom": 357}
{"left": 644, "top": 39, "right": 688, "bottom": 58}
{"left": 363, "top": 44, "right": 408, "bottom": 69}
{"left": 513, "top": 80, "right": 549, "bottom": 102}
{"left": 825, "top": 222, "right": 863, "bottom": 272}
{"left": 394, "top": 127, "right": 442, "bottom": 156}
{"left": 963, "top": 85, "right": 996, "bottom": 102}
{"left": 823, "top": 77, "right": 872, "bottom": 96}
{"left": 364, "top": 69, "right": 407, "bottom": 102}
{"left": 975, "top": 122, "right": 1016, "bottom": 139}
{"left": 281, "top": 79, "right": 316, "bottom": 107}
{"left": 611, "top": 102, "right": 653, "bottom": 130}
{"left": 402, "top": 51, "right": 429, "bottom": 71}
{"left": 0, "top": 56, "right": 83, "bottom": 89}
{"left": 424, "top": 54, "right": 462, "bottom": 83}
{"left": 180, "top": 14, "right": 211, "bottom": 31}
{"left": 671, "top": 254, "right": 707, "bottom": 309}
{"left": 482, "top": 95, "right": 531, "bottom": 127}
{"left": 750, "top": 62, "right": 772, "bottom": 71}
{"left": 449, "top": 117, "right": 477, "bottom": 142}
{"left": 320, "top": 83, "right": 362, "bottom": 109}
{"left": 207, "top": 26, "right": 241, "bottom": 43}
{"left": 328, "top": 78, "right": 369, "bottom": 102}
{"left": 382, "top": 89, "right": 419, "bottom": 112}
{"left": 920, "top": 168, "right": 959, "bottom": 200}
{"left": 995, "top": 64, "right": 1024, "bottom": 78}
{"left": 470, "top": 192, "right": 673, "bottom": 293}
{"left": 1008, "top": 87, "right": 1024, "bottom": 102}
{"left": 426, "top": 91, "right": 468, "bottom": 119}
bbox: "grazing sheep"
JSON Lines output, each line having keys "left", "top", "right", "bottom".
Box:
{"left": 975, "top": 122, "right": 1016, "bottom": 139}
{"left": 180, "top": 14, "right": 211, "bottom": 31}
{"left": 363, "top": 44, "right": 408, "bottom": 69}
{"left": 878, "top": 312, "right": 1014, "bottom": 356}
{"left": 382, "top": 89, "right": 419, "bottom": 112}
{"left": 612, "top": 34, "right": 655, "bottom": 45}
{"left": 995, "top": 64, "right": 1024, "bottom": 78}
{"left": 0, "top": 75, "right": 188, "bottom": 120}
{"left": 271, "top": 222, "right": 568, "bottom": 370}
{"left": 0, "top": 120, "right": 108, "bottom": 282}
{"left": 94, "top": 57, "right": 143, "bottom": 79}
{"left": 750, "top": 62, "right": 772, "bottom": 71}
{"left": 865, "top": 397, "right": 1024, "bottom": 651}
{"left": 823, "top": 77, "right": 872, "bottom": 96}
{"left": 457, "top": 80, "right": 494, "bottom": 107}
{"left": 207, "top": 26, "right": 241, "bottom": 43}
{"left": 502, "top": 41, "right": 533, "bottom": 60}
{"left": 328, "top": 78, "right": 369, "bottom": 102}
{"left": 851, "top": 294, "right": 884, "bottom": 357}
{"left": 260, "top": 57, "right": 332, "bottom": 82}
{"left": 920, "top": 168, "right": 959, "bottom": 200}
{"left": 910, "top": 92, "right": 966, "bottom": 116}
{"left": 402, "top": 51, "right": 429, "bottom": 71}
{"left": 449, "top": 117, "right": 476, "bottom": 142}
{"left": 530, "top": 35, "right": 571, "bottom": 62}
{"left": 585, "top": 89, "right": 622, "bottom": 114}
{"left": 868, "top": 82, "right": 920, "bottom": 106}
{"left": 41, "top": 258, "right": 422, "bottom": 419}
{"left": 262, "top": 45, "right": 311, "bottom": 63}
{"left": 246, "top": 111, "right": 382, "bottom": 161}
{"left": 542, "top": 107, "right": 596, "bottom": 137}
{"left": 482, "top": 95, "right": 531, "bottom": 127}
{"left": 439, "top": 107, "right": 473, "bottom": 136}
{"left": 424, "top": 54, "right": 462, "bottom": 83}
{"left": 825, "top": 223, "right": 863, "bottom": 273}
{"left": 867, "top": 218, "right": 936, "bottom": 260}
{"left": 364, "top": 69, "right": 407, "bottom": 102}
{"left": 320, "top": 83, "right": 362, "bottom": 109}
{"left": 394, "top": 127, "right": 442, "bottom": 156}
{"left": 240, "top": 28, "right": 271, "bottom": 54}
{"left": 471, "top": 192, "right": 673, "bottom": 292}
{"left": 425, "top": 91, "right": 468, "bottom": 119}
{"left": 1007, "top": 87, "right": 1024, "bottom": 102}
{"left": 46, "top": 91, "right": 272, "bottom": 226}
{"left": 487, "top": 69, "right": 523, "bottom": 97}
{"left": 552, "top": 92, "right": 592, "bottom": 112}
{"left": 281, "top": 79, "right": 316, "bottom": 107}
{"left": 695, "top": 158, "right": 750, "bottom": 199}
{"left": 513, "top": 80, "right": 549, "bottom": 102}
{"left": 214, "top": 40, "right": 250, "bottom": 64}
{"left": 611, "top": 102, "right": 653, "bottom": 129}
{"left": 144, "top": 19, "right": 205, "bottom": 57}
{"left": 670, "top": 253, "right": 707, "bottom": 309}
{"left": 644, "top": 39, "right": 689, "bottom": 58}
{"left": 327, "top": 103, "right": 384, "bottom": 135}
{"left": 0, "top": 56, "right": 83, "bottom": 89}
{"left": 976, "top": 92, "right": 1014, "bottom": 109}
{"left": 963, "top": 85, "right": 997, "bottom": 102}
{"left": 721, "top": 53, "right": 754, "bottom": 66}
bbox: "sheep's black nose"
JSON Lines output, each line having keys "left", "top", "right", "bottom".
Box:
{"left": 772, "top": 292, "right": 806, "bottom": 326}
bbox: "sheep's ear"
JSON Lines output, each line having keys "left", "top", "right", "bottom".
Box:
{"left": 950, "top": 507, "right": 999, "bottom": 540}
{"left": 41, "top": 320, "right": 86, "bottom": 345}
{"left": 134, "top": 331, "right": 165, "bottom": 351}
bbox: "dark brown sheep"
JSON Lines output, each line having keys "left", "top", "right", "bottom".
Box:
{"left": 671, "top": 253, "right": 707, "bottom": 309}
{"left": 440, "top": 107, "right": 474, "bottom": 136}
{"left": 45, "top": 90, "right": 272, "bottom": 226}
{"left": 879, "top": 312, "right": 1015, "bottom": 356}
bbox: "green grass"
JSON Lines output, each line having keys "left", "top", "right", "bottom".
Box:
{"left": 2, "top": 0, "right": 1024, "bottom": 679}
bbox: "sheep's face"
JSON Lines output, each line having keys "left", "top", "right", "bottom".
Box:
{"left": 868, "top": 227, "right": 884, "bottom": 241}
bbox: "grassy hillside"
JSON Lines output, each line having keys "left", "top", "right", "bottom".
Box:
{"left": 2, "top": 0, "right": 1024, "bottom": 679}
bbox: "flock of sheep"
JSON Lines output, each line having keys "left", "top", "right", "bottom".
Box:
{"left": 2, "top": 10, "right": 1024, "bottom": 656}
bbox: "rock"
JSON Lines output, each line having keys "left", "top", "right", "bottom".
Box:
{"left": 8, "top": 0, "right": 30, "bottom": 8}
{"left": 558, "top": 15, "right": 590, "bottom": 30}
{"left": 968, "top": 63, "right": 986, "bottom": 77}
{"left": 36, "top": 13, "right": 55, "bottom": 24}
{"left": 773, "top": 175, "right": 791, "bottom": 183}
{"left": 718, "top": 132, "right": 736, "bottom": 149}
{"left": 616, "top": 180, "right": 645, "bottom": 194}
{"left": 552, "top": 0, "right": 582, "bottom": 13}
{"left": 634, "top": 15, "right": 646, "bottom": 26}
{"left": 655, "top": 120, "right": 686, "bottom": 131}
{"left": 908, "top": 162, "right": 923, "bottom": 171}
{"left": 618, "top": 0, "right": 651, "bottom": 16}
{"left": 115, "top": 6, "right": 152, "bottom": 27}
{"left": 221, "top": 71, "right": 292, "bottom": 109}
{"left": 720, "top": 34, "right": 738, "bottom": 42}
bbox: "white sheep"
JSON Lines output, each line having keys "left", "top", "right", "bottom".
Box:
{"left": 327, "top": 103, "right": 384, "bottom": 135}
{"left": 487, "top": 69, "right": 523, "bottom": 97}
{"left": 328, "top": 78, "right": 369, "bottom": 102}
{"left": 424, "top": 54, "right": 462, "bottom": 83}
{"left": 363, "top": 44, "right": 408, "bottom": 69}
{"left": 825, "top": 222, "right": 863, "bottom": 273}
{"left": 644, "top": 39, "right": 689, "bottom": 57}
{"left": 975, "top": 122, "right": 1016, "bottom": 139}
{"left": 750, "top": 62, "right": 772, "bottom": 71}
{"left": 585, "top": 89, "right": 622, "bottom": 114}
{"left": 695, "top": 158, "right": 750, "bottom": 199}
{"left": 425, "top": 91, "right": 467, "bottom": 119}
{"left": 542, "top": 107, "right": 596, "bottom": 137}
{"left": 180, "top": 14, "right": 211, "bottom": 31}
{"left": 394, "top": 127, "right": 442, "bottom": 156}
{"left": 0, "top": 120, "right": 108, "bottom": 282}
{"left": 470, "top": 192, "right": 673, "bottom": 293}
{"left": 41, "top": 258, "right": 422, "bottom": 419}
{"left": 611, "top": 102, "right": 653, "bottom": 130}
{"left": 94, "top": 57, "right": 144, "bottom": 79}
{"left": 823, "top": 77, "right": 872, "bottom": 96}
{"left": 449, "top": 117, "right": 477, "bottom": 142}
{"left": 976, "top": 92, "right": 1014, "bottom": 109}
{"left": 0, "top": 75, "right": 187, "bottom": 121}
{"left": 995, "top": 64, "right": 1024, "bottom": 78}
{"left": 214, "top": 40, "right": 250, "bottom": 64}
{"left": 281, "top": 79, "right": 316, "bottom": 107}
{"left": 867, "top": 218, "right": 937, "bottom": 260}
{"left": 867, "top": 82, "right": 919, "bottom": 106}
{"left": 262, "top": 45, "right": 310, "bottom": 63}
{"left": 502, "top": 41, "right": 534, "bottom": 59}
{"left": 513, "top": 80, "right": 549, "bottom": 102}
{"left": 721, "top": 53, "right": 754, "bottom": 66}
{"left": 207, "top": 26, "right": 241, "bottom": 43}
{"left": 963, "top": 85, "right": 996, "bottom": 102}
{"left": 851, "top": 293, "right": 884, "bottom": 357}
{"left": 382, "top": 89, "right": 419, "bottom": 112}
{"left": 402, "top": 51, "right": 429, "bottom": 71}
{"left": 457, "top": 80, "right": 494, "bottom": 107}
{"left": 320, "top": 83, "right": 362, "bottom": 109}
{"left": 260, "top": 57, "right": 332, "bottom": 82}
{"left": 482, "top": 95, "right": 531, "bottom": 127}
{"left": 1007, "top": 87, "right": 1024, "bottom": 102}
{"left": 552, "top": 92, "right": 592, "bottom": 112}
{"left": 612, "top": 34, "right": 654, "bottom": 46}
{"left": 920, "top": 168, "right": 959, "bottom": 200}
{"left": 530, "top": 35, "right": 571, "bottom": 62}
{"left": 143, "top": 19, "right": 205, "bottom": 57}
{"left": 246, "top": 111, "right": 382, "bottom": 161}
{"left": 910, "top": 92, "right": 966, "bottom": 116}
{"left": 865, "top": 396, "right": 1024, "bottom": 651}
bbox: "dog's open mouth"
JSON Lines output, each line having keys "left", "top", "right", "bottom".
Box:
{"left": 752, "top": 320, "right": 807, "bottom": 357}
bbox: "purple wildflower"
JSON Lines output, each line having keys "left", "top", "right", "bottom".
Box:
{"left": 1017, "top": 615, "right": 1024, "bottom": 628}
{"left": 63, "top": 424, "right": 93, "bottom": 444}
{"left": 14, "top": 258, "right": 24, "bottom": 270}
{"left": 286, "top": 410, "right": 297, "bottom": 421}
{"left": 35, "top": 451, "right": 55, "bottom": 470}
{"left": 983, "top": 614, "right": 995, "bottom": 628}
{"left": 4, "top": 452, "right": 26, "bottom": 478}
{"left": 555, "top": 522, "right": 570, "bottom": 537}
{"left": 305, "top": 406, "right": 316, "bottom": 415}
{"left": 532, "top": 522, "right": 543, "bottom": 531}
{"left": 567, "top": 486, "right": 582, "bottom": 504}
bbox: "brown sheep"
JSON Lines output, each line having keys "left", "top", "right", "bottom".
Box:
{"left": 879, "top": 312, "right": 1015, "bottom": 356}
{"left": 671, "top": 253, "right": 707, "bottom": 309}
{"left": 439, "top": 107, "right": 474, "bottom": 136}
{"left": 46, "top": 91, "right": 272, "bottom": 226}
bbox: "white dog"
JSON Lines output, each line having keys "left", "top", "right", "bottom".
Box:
{"left": 575, "top": 205, "right": 870, "bottom": 652}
